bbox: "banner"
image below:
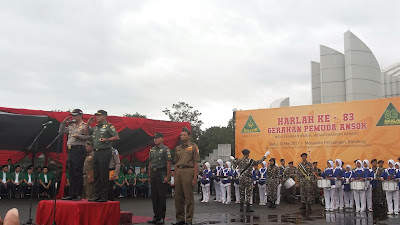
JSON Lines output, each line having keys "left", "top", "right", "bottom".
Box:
{"left": 235, "top": 97, "right": 400, "bottom": 166}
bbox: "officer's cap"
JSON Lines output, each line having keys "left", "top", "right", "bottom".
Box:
{"left": 154, "top": 132, "right": 164, "bottom": 138}
{"left": 242, "top": 149, "right": 250, "bottom": 155}
{"left": 288, "top": 161, "right": 293, "bottom": 164}
{"left": 301, "top": 153, "right": 307, "bottom": 157}
{"left": 70, "top": 109, "right": 83, "bottom": 116}
{"left": 86, "top": 141, "right": 94, "bottom": 146}
{"left": 94, "top": 110, "right": 107, "bottom": 116}
{"left": 269, "top": 158, "right": 276, "bottom": 162}
{"left": 378, "top": 160, "right": 384, "bottom": 164}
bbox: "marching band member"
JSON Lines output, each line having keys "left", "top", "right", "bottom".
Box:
{"left": 232, "top": 166, "right": 240, "bottom": 204}
{"left": 283, "top": 161, "right": 297, "bottom": 204}
{"left": 351, "top": 160, "right": 366, "bottom": 213}
{"left": 321, "top": 160, "right": 335, "bottom": 211}
{"left": 221, "top": 161, "right": 232, "bottom": 204}
{"left": 277, "top": 159, "right": 287, "bottom": 204}
{"left": 267, "top": 158, "right": 279, "bottom": 208}
{"left": 251, "top": 165, "right": 259, "bottom": 205}
{"left": 363, "top": 159, "right": 374, "bottom": 212}
{"left": 258, "top": 161, "right": 268, "bottom": 205}
{"left": 380, "top": 159, "right": 400, "bottom": 215}
{"left": 200, "top": 162, "right": 212, "bottom": 203}
{"left": 213, "top": 159, "right": 224, "bottom": 202}
{"left": 343, "top": 165, "right": 354, "bottom": 209}
{"left": 333, "top": 159, "right": 345, "bottom": 210}
{"left": 297, "top": 153, "right": 314, "bottom": 211}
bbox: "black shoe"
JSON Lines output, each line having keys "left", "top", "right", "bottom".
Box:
{"left": 72, "top": 196, "right": 81, "bottom": 201}
{"left": 270, "top": 203, "right": 276, "bottom": 208}
{"left": 240, "top": 203, "right": 244, "bottom": 212}
{"left": 299, "top": 203, "right": 306, "bottom": 210}
{"left": 148, "top": 217, "right": 158, "bottom": 224}
{"left": 88, "top": 197, "right": 99, "bottom": 202}
{"left": 96, "top": 198, "right": 107, "bottom": 202}
{"left": 246, "top": 204, "right": 254, "bottom": 212}
{"left": 307, "top": 204, "right": 312, "bottom": 211}
{"left": 171, "top": 221, "right": 186, "bottom": 225}
{"left": 156, "top": 218, "right": 165, "bottom": 224}
{"left": 62, "top": 196, "right": 74, "bottom": 200}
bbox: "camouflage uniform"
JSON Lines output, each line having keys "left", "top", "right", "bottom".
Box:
{"left": 312, "top": 167, "right": 322, "bottom": 202}
{"left": 231, "top": 156, "right": 266, "bottom": 205}
{"left": 297, "top": 161, "right": 314, "bottom": 205}
{"left": 267, "top": 164, "right": 280, "bottom": 203}
{"left": 283, "top": 166, "right": 298, "bottom": 203}
{"left": 279, "top": 165, "right": 287, "bottom": 202}
{"left": 372, "top": 167, "right": 386, "bottom": 207}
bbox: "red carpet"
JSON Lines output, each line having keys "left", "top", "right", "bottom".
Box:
{"left": 132, "top": 216, "right": 171, "bottom": 224}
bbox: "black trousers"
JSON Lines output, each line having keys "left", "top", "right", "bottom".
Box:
{"left": 0, "top": 183, "right": 11, "bottom": 197}
{"left": 10, "top": 183, "right": 23, "bottom": 197}
{"left": 151, "top": 172, "right": 168, "bottom": 220}
{"left": 39, "top": 183, "right": 54, "bottom": 197}
{"left": 24, "top": 184, "right": 37, "bottom": 198}
{"left": 126, "top": 184, "right": 135, "bottom": 197}
{"left": 93, "top": 149, "right": 112, "bottom": 199}
{"left": 68, "top": 145, "right": 86, "bottom": 197}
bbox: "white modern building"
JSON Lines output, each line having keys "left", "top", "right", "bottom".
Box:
{"left": 312, "top": 31, "right": 399, "bottom": 104}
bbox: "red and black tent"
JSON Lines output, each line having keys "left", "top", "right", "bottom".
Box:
{"left": 0, "top": 106, "right": 190, "bottom": 197}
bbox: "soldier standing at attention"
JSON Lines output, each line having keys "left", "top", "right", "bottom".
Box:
{"left": 297, "top": 153, "right": 314, "bottom": 211}
{"left": 85, "top": 110, "right": 119, "bottom": 202}
{"left": 147, "top": 133, "right": 172, "bottom": 225}
{"left": 172, "top": 128, "right": 200, "bottom": 225}
{"left": 60, "top": 109, "right": 87, "bottom": 201}
{"left": 230, "top": 149, "right": 269, "bottom": 212}
{"left": 267, "top": 158, "right": 279, "bottom": 208}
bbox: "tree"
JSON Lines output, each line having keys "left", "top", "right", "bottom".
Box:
{"left": 162, "top": 102, "right": 203, "bottom": 141}
{"left": 123, "top": 112, "right": 147, "bottom": 118}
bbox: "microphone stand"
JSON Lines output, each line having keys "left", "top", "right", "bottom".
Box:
{"left": 25, "top": 124, "right": 49, "bottom": 225}
{"left": 46, "top": 129, "right": 65, "bottom": 225}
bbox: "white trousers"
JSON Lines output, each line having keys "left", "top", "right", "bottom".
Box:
{"left": 215, "top": 181, "right": 222, "bottom": 201}
{"left": 386, "top": 190, "right": 399, "bottom": 213}
{"left": 221, "top": 184, "right": 231, "bottom": 204}
{"left": 276, "top": 184, "right": 282, "bottom": 204}
{"left": 201, "top": 183, "right": 210, "bottom": 202}
{"left": 324, "top": 188, "right": 334, "bottom": 209}
{"left": 365, "top": 186, "right": 373, "bottom": 210}
{"left": 333, "top": 187, "right": 344, "bottom": 209}
{"left": 353, "top": 190, "right": 366, "bottom": 212}
{"left": 258, "top": 184, "right": 267, "bottom": 204}
{"left": 234, "top": 183, "right": 240, "bottom": 202}
{"left": 344, "top": 191, "right": 354, "bottom": 208}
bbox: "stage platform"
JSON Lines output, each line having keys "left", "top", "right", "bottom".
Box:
{"left": 35, "top": 199, "right": 120, "bottom": 225}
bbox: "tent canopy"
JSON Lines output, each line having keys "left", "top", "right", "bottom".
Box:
{"left": 0, "top": 106, "right": 191, "bottom": 164}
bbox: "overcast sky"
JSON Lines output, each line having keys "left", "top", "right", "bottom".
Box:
{"left": 1, "top": 0, "right": 400, "bottom": 128}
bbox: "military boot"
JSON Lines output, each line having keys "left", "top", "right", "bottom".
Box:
{"left": 246, "top": 204, "right": 254, "bottom": 212}
{"left": 240, "top": 203, "right": 244, "bottom": 212}
{"left": 299, "top": 203, "right": 306, "bottom": 210}
{"left": 307, "top": 204, "right": 312, "bottom": 211}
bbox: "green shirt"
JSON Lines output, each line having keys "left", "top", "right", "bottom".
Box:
{"left": 115, "top": 172, "right": 125, "bottom": 184}
{"left": 149, "top": 144, "right": 172, "bottom": 169}
{"left": 91, "top": 121, "right": 119, "bottom": 149}
{"left": 125, "top": 173, "right": 136, "bottom": 183}
{"left": 24, "top": 173, "right": 36, "bottom": 183}
{"left": 38, "top": 173, "right": 53, "bottom": 184}
{"left": 10, "top": 172, "right": 24, "bottom": 183}
{"left": 0, "top": 171, "right": 10, "bottom": 182}
{"left": 136, "top": 173, "right": 148, "bottom": 186}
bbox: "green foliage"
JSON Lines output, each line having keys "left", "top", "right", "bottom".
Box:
{"left": 123, "top": 112, "right": 147, "bottom": 118}
{"left": 197, "top": 121, "right": 235, "bottom": 159}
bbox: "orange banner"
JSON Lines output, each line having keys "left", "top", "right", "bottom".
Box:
{"left": 235, "top": 97, "right": 400, "bottom": 166}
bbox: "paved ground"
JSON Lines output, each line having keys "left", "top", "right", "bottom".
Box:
{"left": 1, "top": 194, "right": 399, "bottom": 224}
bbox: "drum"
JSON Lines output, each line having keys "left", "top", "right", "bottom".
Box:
{"left": 344, "top": 178, "right": 350, "bottom": 184}
{"left": 284, "top": 178, "right": 295, "bottom": 189}
{"left": 333, "top": 179, "right": 342, "bottom": 188}
{"left": 382, "top": 181, "right": 399, "bottom": 191}
{"left": 351, "top": 181, "right": 366, "bottom": 190}
{"left": 317, "top": 179, "right": 331, "bottom": 188}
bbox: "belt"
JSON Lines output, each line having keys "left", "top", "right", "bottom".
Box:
{"left": 177, "top": 165, "right": 193, "bottom": 169}
{"left": 95, "top": 147, "right": 111, "bottom": 152}
{"left": 152, "top": 167, "right": 166, "bottom": 172}
{"left": 68, "top": 145, "right": 84, "bottom": 150}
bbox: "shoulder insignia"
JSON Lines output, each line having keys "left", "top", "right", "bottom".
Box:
{"left": 110, "top": 126, "right": 116, "bottom": 132}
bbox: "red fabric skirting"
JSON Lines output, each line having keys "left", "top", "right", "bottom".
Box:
{"left": 35, "top": 199, "right": 120, "bottom": 225}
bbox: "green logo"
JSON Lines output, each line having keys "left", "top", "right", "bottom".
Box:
{"left": 241, "top": 115, "right": 261, "bottom": 133}
{"left": 376, "top": 102, "right": 400, "bottom": 126}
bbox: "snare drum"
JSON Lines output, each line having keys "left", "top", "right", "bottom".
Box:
{"left": 344, "top": 178, "right": 350, "bottom": 184}
{"left": 351, "top": 181, "right": 366, "bottom": 190}
{"left": 317, "top": 179, "right": 331, "bottom": 188}
{"left": 333, "top": 179, "right": 342, "bottom": 188}
{"left": 284, "top": 178, "right": 295, "bottom": 189}
{"left": 382, "top": 181, "right": 399, "bottom": 191}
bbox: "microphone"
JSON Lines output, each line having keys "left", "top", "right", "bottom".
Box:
{"left": 42, "top": 121, "right": 53, "bottom": 126}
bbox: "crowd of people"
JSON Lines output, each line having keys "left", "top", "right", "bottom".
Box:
{"left": 198, "top": 153, "right": 400, "bottom": 216}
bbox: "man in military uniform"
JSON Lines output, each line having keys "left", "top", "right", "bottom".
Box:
{"left": 297, "top": 153, "right": 314, "bottom": 210}
{"left": 267, "top": 158, "right": 280, "bottom": 208}
{"left": 278, "top": 159, "right": 287, "bottom": 203}
{"left": 371, "top": 159, "right": 385, "bottom": 208}
{"left": 85, "top": 110, "right": 120, "bottom": 202}
{"left": 312, "top": 162, "right": 322, "bottom": 203}
{"left": 231, "top": 149, "right": 269, "bottom": 212}
{"left": 283, "top": 162, "right": 297, "bottom": 203}
{"left": 147, "top": 133, "right": 172, "bottom": 224}
{"left": 83, "top": 141, "right": 95, "bottom": 199}
{"left": 172, "top": 128, "right": 200, "bottom": 225}
{"left": 60, "top": 109, "right": 87, "bottom": 201}
{"left": 377, "top": 160, "right": 386, "bottom": 207}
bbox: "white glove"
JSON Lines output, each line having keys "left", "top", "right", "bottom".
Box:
{"left": 264, "top": 151, "right": 270, "bottom": 157}
{"left": 230, "top": 156, "right": 235, "bottom": 160}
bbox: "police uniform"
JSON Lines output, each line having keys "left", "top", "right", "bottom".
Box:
{"left": 59, "top": 109, "right": 87, "bottom": 200}
{"left": 283, "top": 163, "right": 297, "bottom": 203}
{"left": 231, "top": 149, "right": 267, "bottom": 212}
{"left": 267, "top": 159, "right": 279, "bottom": 208}
{"left": 89, "top": 110, "right": 119, "bottom": 202}
{"left": 173, "top": 140, "right": 200, "bottom": 225}
{"left": 83, "top": 144, "right": 95, "bottom": 199}
{"left": 297, "top": 154, "right": 314, "bottom": 210}
{"left": 149, "top": 133, "right": 172, "bottom": 223}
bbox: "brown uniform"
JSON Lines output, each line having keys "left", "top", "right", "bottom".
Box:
{"left": 174, "top": 142, "right": 200, "bottom": 224}
{"left": 83, "top": 151, "right": 95, "bottom": 199}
